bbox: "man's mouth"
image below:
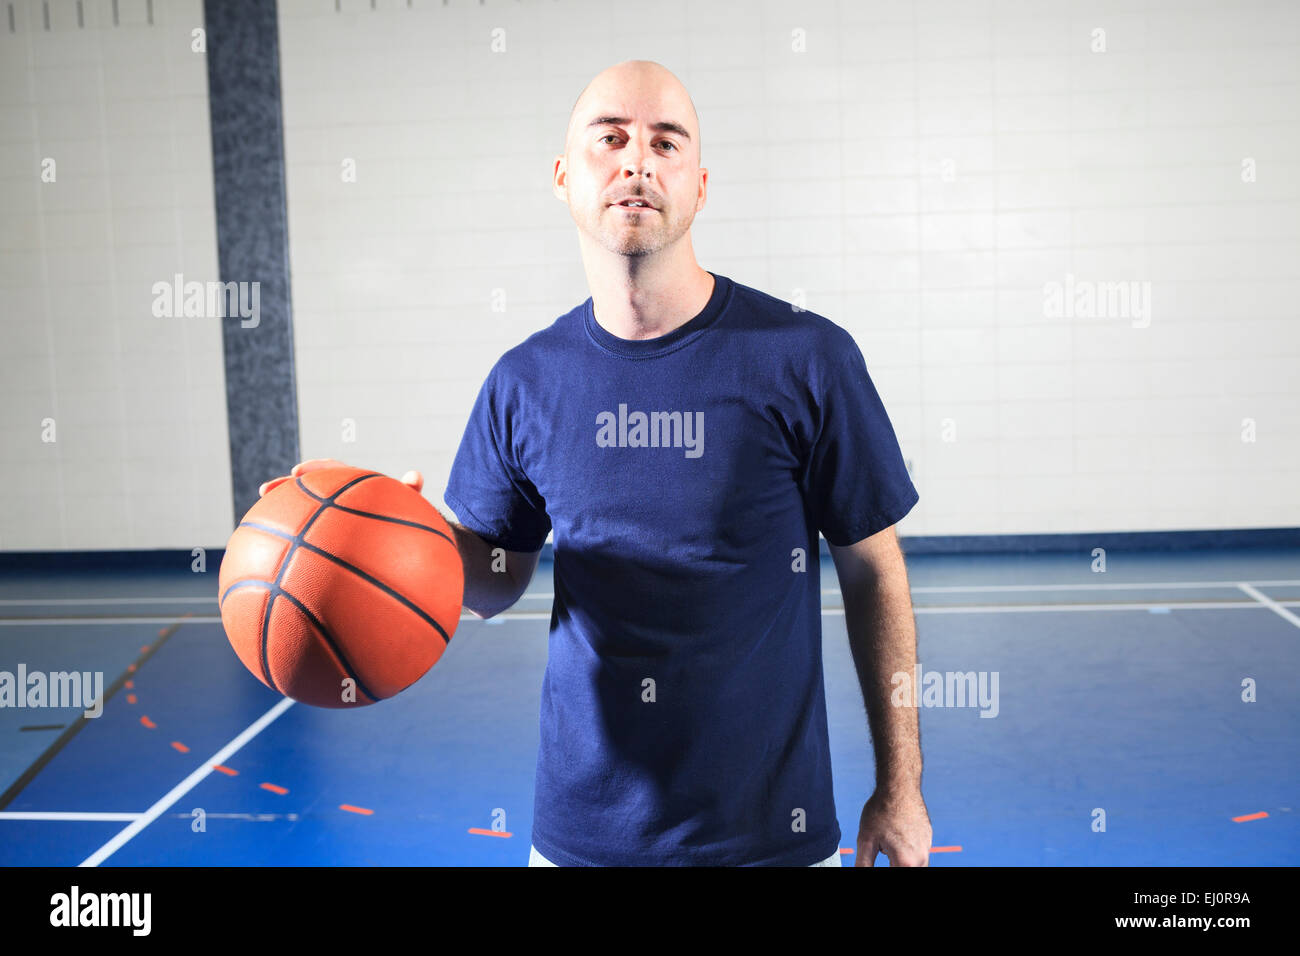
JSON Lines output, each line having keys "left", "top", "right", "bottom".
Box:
{"left": 611, "top": 199, "right": 658, "bottom": 210}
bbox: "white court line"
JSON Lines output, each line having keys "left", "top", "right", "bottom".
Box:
{"left": 510, "top": 582, "right": 1300, "bottom": 601}
{"left": 0, "top": 811, "right": 144, "bottom": 821}
{"left": 1236, "top": 582, "right": 1300, "bottom": 629}
{"left": 0, "top": 597, "right": 216, "bottom": 606}
{"left": 79, "top": 697, "right": 295, "bottom": 867}
{"left": 1, "top": 612, "right": 506, "bottom": 626}
{"left": 483, "top": 601, "right": 1293, "bottom": 621}
{"left": 0, "top": 616, "right": 225, "bottom": 626}
{"left": 823, "top": 600, "right": 1295, "bottom": 616}
{"left": 850, "top": 579, "right": 1300, "bottom": 595}
{"left": 6, "top": 579, "right": 1300, "bottom": 607}
{"left": 521, "top": 579, "right": 1300, "bottom": 599}
{"left": 6, "top": 600, "right": 1300, "bottom": 627}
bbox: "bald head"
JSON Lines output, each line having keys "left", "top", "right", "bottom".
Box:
{"left": 564, "top": 60, "right": 701, "bottom": 162}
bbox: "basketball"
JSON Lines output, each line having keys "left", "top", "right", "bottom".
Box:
{"left": 217, "top": 466, "right": 464, "bottom": 708}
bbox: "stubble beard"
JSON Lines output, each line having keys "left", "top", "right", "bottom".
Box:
{"left": 600, "top": 204, "right": 674, "bottom": 257}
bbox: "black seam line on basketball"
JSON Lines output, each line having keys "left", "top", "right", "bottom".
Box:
{"left": 258, "top": 594, "right": 282, "bottom": 694}
{"left": 218, "top": 579, "right": 379, "bottom": 703}
{"left": 220, "top": 579, "right": 283, "bottom": 694}
{"left": 293, "top": 473, "right": 382, "bottom": 505}
{"left": 293, "top": 475, "right": 456, "bottom": 546}
{"left": 238, "top": 520, "right": 452, "bottom": 646}
{"left": 329, "top": 504, "right": 455, "bottom": 545}
{"left": 272, "top": 586, "right": 380, "bottom": 704}
{"left": 221, "top": 578, "right": 277, "bottom": 607}
{"left": 257, "top": 473, "right": 385, "bottom": 691}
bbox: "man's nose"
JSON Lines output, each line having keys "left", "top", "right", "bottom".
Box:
{"left": 621, "top": 145, "right": 654, "bottom": 179}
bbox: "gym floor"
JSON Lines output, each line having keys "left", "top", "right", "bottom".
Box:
{"left": 1, "top": 547, "right": 1296, "bottom": 866}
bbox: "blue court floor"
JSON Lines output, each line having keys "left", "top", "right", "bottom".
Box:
{"left": 1, "top": 546, "right": 1297, "bottom": 866}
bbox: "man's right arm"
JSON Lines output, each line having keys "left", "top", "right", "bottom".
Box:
{"left": 447, "top": 519, "right": 541, "bottom": 620}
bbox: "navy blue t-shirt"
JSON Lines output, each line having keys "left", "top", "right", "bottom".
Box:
{"left": 443, "top": 271, "right": 918, "bottom": 866}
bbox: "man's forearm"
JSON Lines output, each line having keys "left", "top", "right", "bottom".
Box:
{"left": 444, "top": 518, "right": 522, "bottom": 619}
{"left": 843, "top": 575, "right": 922, "bottom": 792}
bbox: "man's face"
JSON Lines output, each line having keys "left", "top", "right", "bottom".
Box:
{"left": 556, "top": 83, "right": 706, "bottom": 258}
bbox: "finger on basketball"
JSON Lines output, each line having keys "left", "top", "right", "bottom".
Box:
{"left": 400, "top": 470, "right": 424, "bottom": 493}
{"left": 290, "top": 458, "right": 345, "bottom": 477}
{"left": 258, "top": 476, "right": 291, "bottom": 497}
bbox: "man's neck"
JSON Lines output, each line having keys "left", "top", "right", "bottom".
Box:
{"left": 587, "top": 262, "right": 715, "bottom": 342}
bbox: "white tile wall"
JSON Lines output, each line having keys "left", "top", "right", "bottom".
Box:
{"left": 0, "top": 0, "right": 232, "bottom": 550}
{"left": 5, "top": 0, "right": 1292, "bottom": 550}
{"left": 278, "top": 0, "right": 1299, "bottom": 538}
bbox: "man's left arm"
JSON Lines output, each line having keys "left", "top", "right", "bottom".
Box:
{"left": 827, "top": 524, "right": 932, "bottom": 867}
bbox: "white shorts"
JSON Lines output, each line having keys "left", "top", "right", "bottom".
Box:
{"left": 529, "top": 844, "right": 843, "bottom": 866}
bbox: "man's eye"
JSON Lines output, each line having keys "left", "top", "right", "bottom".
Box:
{"left": 599, "top": 134, "right": 677, "bottom": 151}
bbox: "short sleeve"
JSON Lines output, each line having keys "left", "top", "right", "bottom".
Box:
{"left": 443, "top": 362, "right": 552, "bottom": 553}
{"left": 801, "top": 332, "right": 918, "bottom": 547}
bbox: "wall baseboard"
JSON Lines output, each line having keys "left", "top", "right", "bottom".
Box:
{"left": 1, "top": 527, "right": 1296, "bottom": 571}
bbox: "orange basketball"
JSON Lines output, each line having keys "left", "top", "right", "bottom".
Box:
{"left": 217, "top": 466, "right": 464, "bottom": 708}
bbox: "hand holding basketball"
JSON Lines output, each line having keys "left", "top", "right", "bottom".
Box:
{"left": 259, "top": 458, "right": 424, "bottom": 497}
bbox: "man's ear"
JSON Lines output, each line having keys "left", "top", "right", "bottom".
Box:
{"left": 553, "top": 156, "right": 568, "bottom": 202}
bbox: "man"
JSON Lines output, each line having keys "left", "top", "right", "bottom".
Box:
{"left": 268, "top": 59, "right": 931, "bottom": 867}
